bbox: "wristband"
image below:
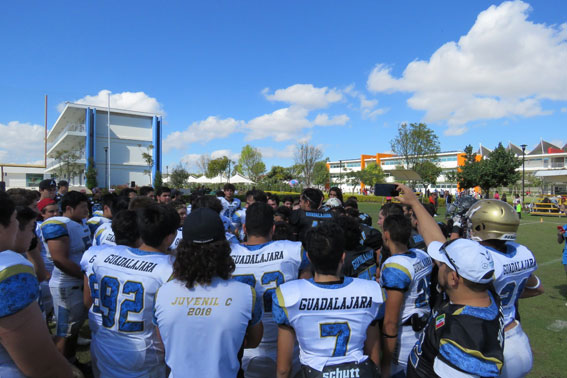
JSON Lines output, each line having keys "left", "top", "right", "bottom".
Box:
{"left": 382, "top": 332, "right": 398, "bottom": 339}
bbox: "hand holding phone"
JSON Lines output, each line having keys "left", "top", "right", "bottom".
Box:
{"left": 374, "top": 184, "right": 400, "bottom": 197}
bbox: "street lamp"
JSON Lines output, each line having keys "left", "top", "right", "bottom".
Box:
{"left": 104, "top": 146, "right": 109, "bottom": 189}
{"left": 521, "top": 144, "right": 527, "bottom": 208}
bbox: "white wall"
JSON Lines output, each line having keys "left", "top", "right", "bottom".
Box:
{"left": 2, "top": 167, "right": 50, "bottom": 189}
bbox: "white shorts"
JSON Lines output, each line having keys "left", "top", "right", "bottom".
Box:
{"left": 49, "top": 284, "right": 87, "bottom": 338}
{"left": 391, "top": 325, "right": 420, "bottom": 377}
{"left": 499, "top": 322, "right": 533, "bottom": 378}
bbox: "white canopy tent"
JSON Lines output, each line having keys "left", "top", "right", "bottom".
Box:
{"left": 229, "top": 173, "right": 255, "bottom": 184}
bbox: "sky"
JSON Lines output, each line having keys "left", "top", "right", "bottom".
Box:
{"left": 1, "top": 0, "right": 566, "bottom": 172}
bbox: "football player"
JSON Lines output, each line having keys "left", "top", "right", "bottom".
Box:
{"left": 220, "top": 183, "right": 242, "bottom": 219}
{"left": 154, "top": 207, "right": 263, "bottom": 377}
{"left": 83, "top": 204, "right": 178, "bottom": 377}
{"left": 41, "top": 191, "right": 91, "bottom": 360}
{"left": 273, "top": 221, "right": 384, "bottom": 378}
{"left": 91, "top": 196, "right": 130, "bottom": 247}
{"left": 380, "top": 214, "right": 433, "bottom": 378}
{"left": 231, "top": 202, "right": 311, "bottom": 377}
{"left": 465, "top": 200, "right": 543, "bottom": 378}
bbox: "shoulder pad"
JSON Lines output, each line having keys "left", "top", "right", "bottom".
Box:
{"left": 278, "top": 279, "right": 303, "bottom": 307}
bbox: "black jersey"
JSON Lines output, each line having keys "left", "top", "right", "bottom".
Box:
{"left": 408, "top": 229, "right": 426, "bottom": 250}
{"left": 407, "top": 292, "right": 504, "bottom": 378}
{"left": 360, "top": 224, "right": 382, "bottom": 251}
{"left": 289, "top": 208, "right": 334, "bottom": 245}
{"left": 342, "top": 244, "right": 377, "bottom": 281}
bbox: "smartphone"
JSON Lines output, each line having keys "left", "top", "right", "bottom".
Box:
{"left": 374, "top": 184, "right": 399, "bottom": 197}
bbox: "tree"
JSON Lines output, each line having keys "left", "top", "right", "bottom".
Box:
{"left": 85, "top": 159, "right": 98, "bottom": 190}
{"left": 312, "top": 160, "right": 330, "bottom": 187}
{"left": 345, "top": 170, "right": 363, "bottom": 192}
{"left": 358, "top": 163, "right": 386, "bottom": 188}
{"left": 140, "top": 144, "right": 154, "bottom": 183}
{"left": 207, "top": 156, "right": 231, "bottom": 178}
{"left": 265, "top": 166, "right": 293, "bottom": 182}
{"left": 390, "top": 123, "right": 441, "bottom": 171}
{"left": 294, "top": 142, "right": 323, "bottom": 187}
{"left": 415, "top": 160, "right": 442, "bottom": 188}
{"left": 169, "top": 164, "right": 190, "bottom": 188}
{"left": 445, "top": 169, "right": 458, "bottom": 183}
{"left": 477, "top": 143, "right": 521, "bottom": 196}
{"left": 238, "top": 145, "right": 265, "bottom": 182}
{"left": 53, "top": 149, "right": 82, "bottom": 182}
{"left": 457, "top": 145, "right": 481, "bottom": 190}
{"left": 196, "top": 155, "right": 211, "bottom": 175}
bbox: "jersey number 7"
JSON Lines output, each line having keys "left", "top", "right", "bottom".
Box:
{"left": 320, "top": 322, "right": 351, "bottom": 357}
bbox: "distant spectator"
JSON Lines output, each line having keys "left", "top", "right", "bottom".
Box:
{"left": 139, "top": 185, "right": 155, "bottom": 198}
{"left": 120, "top": 188, "right": 137, "bottom": 199}
{"left": 55, "top": 180, "right": 69, "bottom": 202}
{"left": 156, "top": 186, "right": 172, "bottom": 204}
{"left": 502, "top": 193, "right": 507, "bottom": 203}
{"left": 267, "top": 193, "right": 280, "bottom": 210}
{"left": 494, "top": 191, "right": 500, "bottom": 200}
{"left": 282, "top": 195, "right": 293, "bottom": 209}
{"left": 39, "top": 179, "right": 57, "bottom": 201}
{"left": 328, "top": 187, "right": 344, "bottom": 203}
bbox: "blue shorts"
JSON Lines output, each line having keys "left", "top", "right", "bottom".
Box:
{"left": 562, "top": 250, "right": 567, "bottom": 265}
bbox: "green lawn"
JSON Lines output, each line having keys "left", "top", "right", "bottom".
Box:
{"left": 359, "top": 202, "right": 567, "bottom": 378}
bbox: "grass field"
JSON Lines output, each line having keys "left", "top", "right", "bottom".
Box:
{"left": 358, "top": 202, "right": 567, "bottom": 378}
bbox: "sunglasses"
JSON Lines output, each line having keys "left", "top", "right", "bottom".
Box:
{"left": 439, "top": 239, "right": 460, "bottom": 277}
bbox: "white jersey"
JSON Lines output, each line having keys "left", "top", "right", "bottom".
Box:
{"left": 86, "top": 246, "right": 174, "bottom": 377}
{"left": 220, "top": 196, "right": 241, "bottom": 219}
{"left": 0, "top": 251, "right": 39, "bottom": 378}
{"left": 230, "top": 240, "right": 308, "bottom": 356}
{"left": 93, "top": 222, "right": 116, "bottom": 246}
{"left": 41, "top": 216, "right": 91, "bottom": 287}
{"left": 154, "top": 277, "right": 262, "bottom": 378}
{"left": 36, "top": 221, "right": 54, "bottom": 273}
{"left": 87, "top": 216, "right": 111, "bottom": 238}
{"left": 380, "top": 249, "right": 433, "bottom": 322}
{"left": 273, "top": 277, "right": 384, "bottom": 371}
{"left": 489, "top": 242, "right": 538, "bottom": 327}
{"left": 168, "top": 229, "right": 183, "bottom": 251}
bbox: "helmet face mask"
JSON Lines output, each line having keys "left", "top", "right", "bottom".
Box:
{"left": 465, "top": 200, "right": 520, "bottom": 241}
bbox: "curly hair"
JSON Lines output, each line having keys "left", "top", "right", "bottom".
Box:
{"left": 173, "top": 239, "right": 235, "bottom": 288}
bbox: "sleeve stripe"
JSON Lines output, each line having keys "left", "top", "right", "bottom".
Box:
{"left": 439, "top": 338, "right": 503, "bottom": 368}
{"left": 383, "top": 262, "right": 412, "bottom": 279}
{"left": 275, "top": 286, "right": 289, "bottom": 319}
{"left": 42, "top": 219, "right": 66, "bottom": 227}
{"left": 250, "top": 285, "right": 256, "bottom": 316}
{"left": 0, "top": 264, "right": 36, "bottom": 282}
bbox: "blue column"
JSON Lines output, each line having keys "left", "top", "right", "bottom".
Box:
{"left": 92, "top": 109, "right": 96, "bottom": 165}
{"left": 152, "top": 116, "right": 161, "bottom": 186}
{"left": 85, "top": 108, "right": 92, "bottom": 170}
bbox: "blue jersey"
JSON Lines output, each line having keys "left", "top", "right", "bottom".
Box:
{"left": 87, "top": 216, "right": 111, "bottom": 238}
{"left": 220, "top": 197, "right": 241, "bottom": 219}
{"left": 273, "top": 277, "right": 384, "bottom": 371}
{"left": 562, "top": 225, "right": 567, "bottom": 254}
{"left": 0, "top": 251, "right": 39, "bottom": 377}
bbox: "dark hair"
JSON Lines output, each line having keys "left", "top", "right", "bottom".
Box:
{"left": 305, "top": 222, "right": 345, "bottom": 275}
{"left": 171, "top": 200, "right": 187, "bottom": 211}
{"left": 223, "top": 183, "right": 236, "bottom": 191}
{"left": 6, "top": 189, "right": 37, "bottom": 207}
{"left": 380, "top": 202, "right": 404, "bottom": 218}
{"left": 192, "top": 195, "right": 222, "bottom": 214}
{"left": 343, "top": 198, "right": 358, "bottom": 209}
{"left": 347, "top": 196, "right": 358, "bottom": 202}
{"left": 301, "top": 188, "right": 323, "bottom": 210}
{"left": 0, "top": 192, "right": 16, "bottom": 228}
{"left": 245, "top": 189, "right": 267, "bottom": 203}
{"left": 139, "top": 186, "right": 154, "bottom": 196}
{"left": 345, "top": 207, "right": 360, "bottom": 218}
{"left": 156, "top": 186, "right": 171, "bottom": 197}
{"left": 329, "top": 187, "right": 344, "bottom": 203}
{"left": 15, "top": 206, "right": 37, "bottom": 231}
{"left": 61, "top": 191, "right": 88, "bottom": 211}
{"left": 273, "top": 221, "right": 294, "bottom": 241}
{"left": 101, "top": 193, "right": 116, "bottom": 212}
{"left": 274, "top": 206, "right": 291, "bottom": 222}
{"left": 111, "top": 196, "right": 131, "bottom": 217}
{"left": 120, "top": 188, "right": 137, "bottom": 198}
{"left": 136, "top": 204, "right": 179, "bottom": 248}
{"left": 334, "top": 215, "right": 361, "bottom": 250}
{"left": 112, "top": 210, "right": 140, "bottom": 247}
{"left": 383, "top": 214, "right": 412, "bottom": 245}
{"left": 267, "top": 192, "right": 280, "bottom": 205}
{"left": 215, "top": 190, "right": 225, "bottom": 198}
{"left": 129, "top": 196, "right": 155, "bottom": 210}
{"left": 174, "top": 239, "right": 235, "bottom": 288}
{"left": 283, "top": 195, "right": 293, "bottom": 204}
{"left": 245, "top": 202, "right": 274, "bottom": 237}
{"left": 330, "top": 206, "right": 345, "bottom": 216}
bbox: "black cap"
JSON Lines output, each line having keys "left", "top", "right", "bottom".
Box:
{"left": 57, "top": 180, "right": 69, "bottom": 188}
{"left": 182, "top": 208, "right": 226, "bottom": 244}
{"left": 39, "top": 179, "right": 57, "bottom": 190}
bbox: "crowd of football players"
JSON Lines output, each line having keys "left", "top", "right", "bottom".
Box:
{"left": 0, "top": 180, "right": 544, "bottom": 377}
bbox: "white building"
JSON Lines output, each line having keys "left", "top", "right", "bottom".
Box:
{"left": 327, "top": 140, "right": 567, "bottom": 195}
{"left": 45, "top": 103, "right": 163, "bottom": 188}
{"left": 1, "top": 166, "right": 51, "bottom": 190}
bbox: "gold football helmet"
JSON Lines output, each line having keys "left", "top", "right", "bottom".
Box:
{"left": 465, "top": 199, "right": 520, "bottom": 241}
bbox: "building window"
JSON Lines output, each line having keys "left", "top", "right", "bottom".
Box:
{"left": 26, "top": 174, "right": 44, "bottom": 187}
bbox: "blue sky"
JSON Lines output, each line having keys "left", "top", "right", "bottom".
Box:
{"left": 1, "top": 0, "right": 566, "bottom": 172}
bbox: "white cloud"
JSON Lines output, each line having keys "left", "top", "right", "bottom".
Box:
{"left": 164, "top": 116, "right": 243, "bottom": 151}
{"left": 210, "top": 149, "right": 240, "bottom": 161}
{"left": 179, "top": 150, "right": 240, "bottom": 172}
{"left": 245, "top": 107, "right": 311, "bottom": 141}
{"left": 258, "top": 144, "right": 296, "bottom": 159}
{"left": 58, "top": 89, "right": 165, "bottom": 114}
{"left": 0, "top": 121, "right": 45, "bottom": 164}
{"left": 313, "top": 113, "right": 349, "bottom": 126}
{"left": 263, "top": 84, "right": 343, "bottom": 110}
{"left": 367, "top": 0, "right": 567, "bottom": 134}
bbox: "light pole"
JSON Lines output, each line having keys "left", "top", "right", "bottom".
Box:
{"left": 104, "top": 146, "right": 109, "bottom": 189}
{"left": 339, "top": 160, "right": 343, "bottom": 192}
{"left": 521, "top": 144, "right": 527, "bottom": 209}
